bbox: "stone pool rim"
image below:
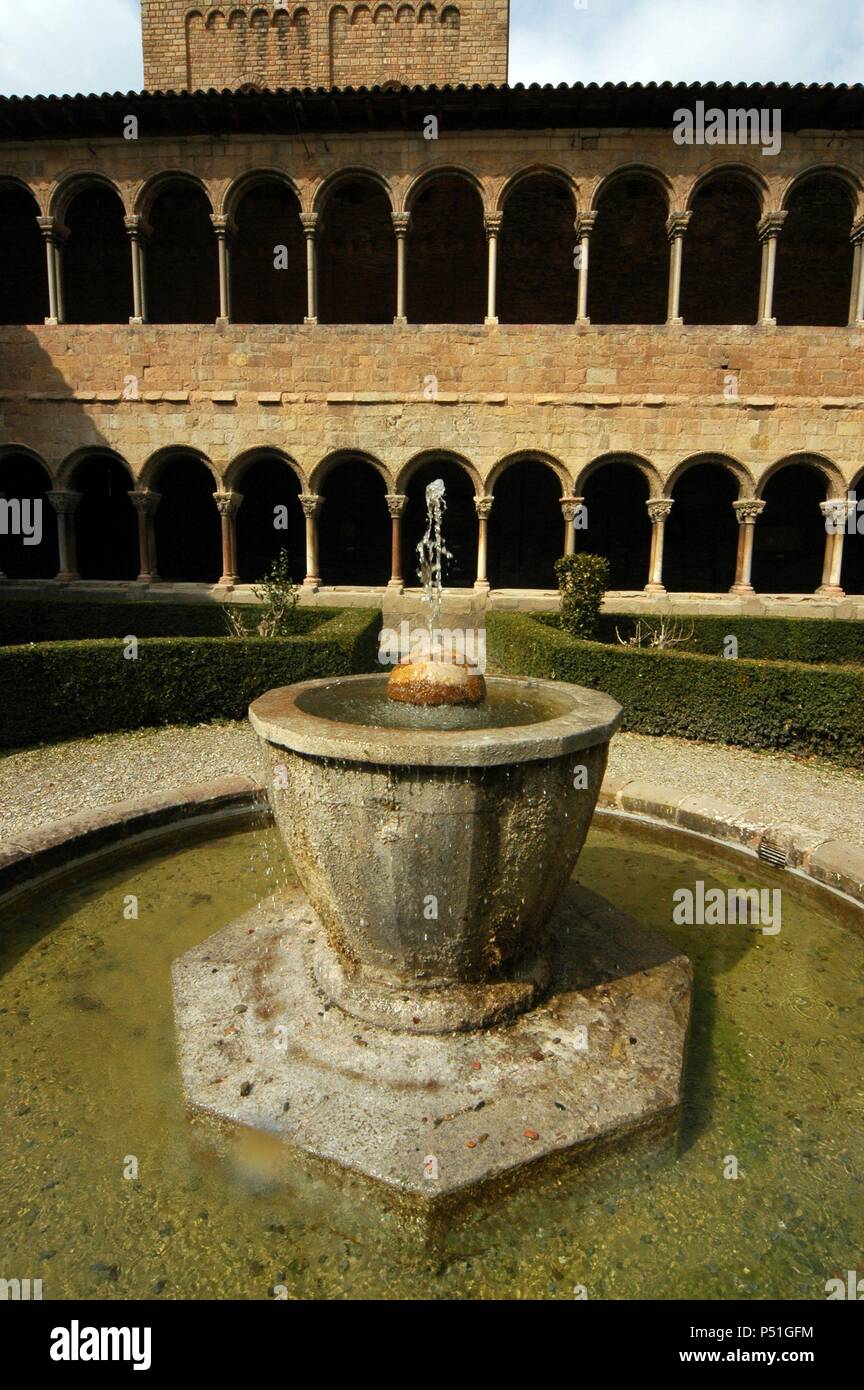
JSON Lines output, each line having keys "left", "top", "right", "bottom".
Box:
{"left": 249, "top": 674, "right": 623, "bottom": 768}
{"left": 1, "top": 773, "right": 863, "bottom": 915}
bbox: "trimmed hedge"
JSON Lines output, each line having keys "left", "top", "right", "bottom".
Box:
{"left": 0, "top": 609, "right": 381, "bottom": 749}
{"left": 0, "top": 598, "right": 327, "bottom": 645}
{"left": 581, "top": 612, "right": 864, "bottom": 666}
{"left": 488, "top": 612, "right": 864, "bottom": 767}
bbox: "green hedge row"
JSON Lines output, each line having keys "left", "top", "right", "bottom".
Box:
{"left": 586, "top": 612, "right": 864, "bottom": 666}
{"left": 488, "top": 613, "right": 864, "bottom": 767}
{"left": 0, "top": 609, "right": 381, "bottom": 749}
{"left": 0, "top": 598, "right": 329, "bottom": 645}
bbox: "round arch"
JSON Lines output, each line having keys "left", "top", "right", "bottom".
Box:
{"left": 665, "top": 452, "right": 753, "bottom": 499}
{"left": 0, "top": 448, "right": 59, "bottom": 579}
{"left": 145, "top": 174, "right": 219, "bottom": 324}
{"left": 225, "top": 447, "right": 306, "bottom": 494}
{"left": 681, "top": 168, "right": 764, "bottom": 325}
{"left": 589, "top": 170, "right": 670, "bottom": 324}
{"left": 404, "top": 164, "right": 485, "bottom": 215}
{"left": 65, "top": 450, "right": 138, "bottom": 581}
{"left": 665, "top": 459, "right": 741, "bottom": 593}
{"left": 685, "top": 162, "right": 769, "bottom": 214}
{"left": 780, "top": 164, "right": 861, "bottom": 211}
{"left": 497, "top": 164, "right": 577, "bottom": 216}
{"left": 575, "top": 452, "right": 662, "bottom": 500}
{"left": 230, "top": 450, "right": 306, "bottom": 585}
{"left": 310, "top": 449, "right": 392, "bottom": 496}
{"left": 590, "top": 162, "right": 672, "bottom": 213}
{"left": 775, "top": 170, "right": 856, "bottom": 326}
{"left": 406, "top": 170, "right": 486, "bottom": 324}
{"left": 316, "top": 172, "right": 396, "bottom": 324}
{"left": 318, "top": 455, "right": 390, "bottom": 587}
{"left": 488, "top": 455, "right": 565, "bottom": 590}
{"left": 60, "top": 180, "right": 132, "bottom": 324}
{"left": 140, "top": 446, "right": 221, "bottom": 492}
{"left": 752, "top": 458, "right": 829, "bottom": 595}
{"left": 498, "top": 172, "right": 577, "bottom": 324}
{"left": 228, "top": 174, "right": 305, "bottom": 324}
{"left": 49, "top": 171, "right": 126, "bottom": 225}
{"left": 313, "top": 166, "right": 396, "bottom": 217}
{"left": 576, "top": 456, "right": 652, "bottom": 590}
{"left": 222, "top": 168, "right": 302, "bottom": 221}
{"left": 755, "top": 452, "right": 845, "bottom": 501}
{"left": 0, "top": 181, "right": 46, "bottom": 324}
{"left": 133, "top": 169, "right": 214, "bottom": 221}
{"left": 400, "top": 453, "right": 479, "bottom": 589}
{"left": 395, "top": 449, "right": 482, "bottom": 499}
{"left": 486, "top": 451, "right": 571, "bottom": 497}
{"left": 151, "top": 449, "right": 221, "bottom": 583}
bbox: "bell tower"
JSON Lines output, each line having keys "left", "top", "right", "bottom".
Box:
{"left": 140, "top": 3, "right": 510, "bottom": 94}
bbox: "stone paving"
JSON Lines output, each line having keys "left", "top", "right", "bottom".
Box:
{"left": 1, "top": 722, "right": 863, "bottom": 847}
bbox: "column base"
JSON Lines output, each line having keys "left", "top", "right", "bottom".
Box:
{"left": 666, "top": 317, "right": 683, "bottom": 327}
{"left": 137, "top": 573, "right": 157, "bottom": 584}
{"left": 217, "top": 576, "right": 237, "bottom": 589}
{"left": 303, "top": 317, "right": 318, "bottom": 327}
{"left": 393, "top": 316, "right": 408, "bottom": 327}
{"left": 44, "top": 317, "right": 59, "bottom": 327}
{"left": 129, "top": 317, "right": 144, "bottom": 326}
{"left": 215, "top": 317, "right": 231, "bottom": 327}
{"left": 474, "top": 580, "right": 491, "bottom": 594}
{"left": 484, "top": 317, "right": 499, "bottom": 327}
{"left": 575, "top": 317, "right": 591, "bottom": 327}
{"left": 387, "top": 579, "right": 405, "bottom": 592}
{"left": 643, "top": 583, "right": 667, "bottom": 595}
{"left": 729, "top": 583, "right": 755, "bottom": 596}
{"left": 758, "top": 317, "right": 777, "bottom": 328}
{"left": 816, "top": 585, "right": 845, "bottom": 599}
{"left": 303, "top": 576, "right": 321, "bottom": 591}
{"left": 54, "top": 572, "right": 79, "bottom": 584}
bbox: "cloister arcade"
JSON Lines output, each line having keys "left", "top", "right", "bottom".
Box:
{"left": 1, "top": 162, "right": 862, "bottom": 327}
{"left": 1, "top": 446, "right": 860, "bottom": 599}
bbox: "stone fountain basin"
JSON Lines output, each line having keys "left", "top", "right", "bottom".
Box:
{"left": 249, "top": 676, "right": 622, "bottom": 1032}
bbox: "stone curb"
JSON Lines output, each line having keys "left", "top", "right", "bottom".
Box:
{"left": 0, "top": 776, "right": 267, "bottom": 900}
{"left": 597, "top": 776, "right": 864, "bottom": 909}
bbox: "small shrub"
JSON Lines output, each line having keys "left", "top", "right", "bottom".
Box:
{"left": 554, "top": 553, "right": 610, "bottom": 640}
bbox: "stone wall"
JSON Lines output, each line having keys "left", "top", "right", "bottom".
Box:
{"left": 1, "top": 321, "right": 861, "bottom": 497}
{"left": 140, "top": 1, "right": 510, "bottom": 92}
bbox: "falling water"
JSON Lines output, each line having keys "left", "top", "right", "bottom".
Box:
{"left": 416, "top": 478, "right": 452, "bottom": 643}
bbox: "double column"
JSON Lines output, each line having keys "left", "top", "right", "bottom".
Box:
{"left": 849, "top": 219, "right": 864, "bottom": 326}
{"left": 215, "top": 491, "right": 242, "bottom": 586}
{"left": 819, "top": 498, "right": 855, "bottom": 598}
{"left": 392, "top": 214, "right": 410, "bottom": 325}
{"left": 300, "top": 213, "right": 319, "bottom": 325}
{"left": 730, "top": 500, "right": 766, "bottom": 594}
{"left": 575, "top": 212, "right": 596, "bottom": 325}
{"left": 47, "top": 490, "right": 81, "bottom": 582}
{"left": 37, "top": 217, "right": 66, "bottom": 326}
{"left": 757, "top": 211, "right": 787, "bottom": 325}
{"left": 211, "top": 215, "right": 235, "bottom": 325}
{"left": 665, "top": 211, "right": 691, "bottom": 324}
{"left": 125, "top": 216, "right": 150, "bottom": 324}
{"left": 645, "top": 499, "right": 674, "bottom": 593}
{"left": 129, "top": 490, "right": 161, "bottom": 583}
{"left": 485, "top": 215, "right": 503, "bottom": 325}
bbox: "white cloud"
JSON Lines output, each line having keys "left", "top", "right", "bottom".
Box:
{"left": 0, "top": 0, "right": 859, "bottom": 98}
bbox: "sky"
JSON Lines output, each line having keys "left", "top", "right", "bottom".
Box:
{"left": 0, "top": 0, "right": 860, "bottom": 99}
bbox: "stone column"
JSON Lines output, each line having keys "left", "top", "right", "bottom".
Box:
{"left": 818, "top": 498, "right": 855, "bottom": 598}
{"left": 757, "top": 212, "right": 787, "bottom": 325}
{"left": 0, "top": 492, "right": 6, "bottom": 579}
{"left": 301, "top": 213, "right": 318, "bottom": 325}
{"left": 730, "top": 499, "right": 766, "bottom": 595}
{"left": 485, "top": 214, "right": 503, "bottom": 325}
{"left": 214, "top": 491, "right": 243, "bottom": 586}
{"left": 125, "top": 216, "right": 149, "bottom": 324}
{"left": 37, "top": 216, "right": 62, "bottom": 325}
{"left": 385, "top": 493, "right": 407, "bottom": 590}
{"left": 129, "top": 490, "right": 161, "bottom": 583}
{"left": 392, "top": 214, "right": 410, "bottom": 325}
{"left": 645, "top": 499, "right": 674, "bottom": 594}
{"left": 665, "top": 211, "right": 691, "bottom": 324}
{"left": 575, "top": 213, "right": 597, "bottom": 325}
{"left": 47, "top": 490, "right": 82, "bottom": 582}
{"left": 212, "top": 215, "right": 235, "bottom": 325}
{"left": 849, "top": 219, "right": 864, "bottom": 326}
{"left": 560, "top": 496, "right": 584, "bottom": 558}
{"left": 299, "top": 493, "right": 323, "bottom": 589}
{"left": 474, "top": 496, "right": 493, "bottom": 591}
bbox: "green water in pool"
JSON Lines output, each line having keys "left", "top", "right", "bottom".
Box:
{"left": 1, "top": 820, "right": 862, "bottom": 1300}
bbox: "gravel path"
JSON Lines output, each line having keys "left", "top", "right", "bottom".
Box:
{"left": 1, "top": 723, "right": 863, "bottom": 846}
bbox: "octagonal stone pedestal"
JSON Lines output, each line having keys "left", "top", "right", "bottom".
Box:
{"left": 172, "top": 881, "right": 692, "bottom": 1203}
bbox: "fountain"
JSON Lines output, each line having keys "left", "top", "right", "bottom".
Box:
{"left": 172, "top": 484, "right": 693, "bottom": 1201}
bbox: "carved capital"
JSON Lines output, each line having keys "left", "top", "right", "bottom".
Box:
{"left": 300, "top": 212, "right": 319, "bottom": 238}
{"left": 560, "top": 495, "right": 585, "bottom": 524}
{"left": 37, "top": 215, "right": 65, "bottom": 245}
{"left": 484, "top": 214, "right": 504, "bottom": 240}
{"left": 646, "top": 498, "right": 674, "bottom": 523}
{"left": 214, "top": 490, "right": 243, "bottom": 519}
{"left": 733, "top": 499, "right": 766, "bottom": 525}
{"left": 385, "top": 492, "right": 408, "bottom": 519}
{"left": 124, "top": 215, "right": 151, "bottom": 242}
{"left": 47, "top": 490, "right": 82, "bottom": 517}
{"left": 665, "top": 210, "right": 692, "bottom": 241}
{"left": 128, "top": 490, "right": 161, "bottom": 516}
{"left": 211, "top": 214, "right": 236, "bottom": 241}
{"left": 850, "top": 218, "right": 864, "bottom": 247}
{"left": 757, "top": 211, "right": 787, "bottom": 243}
{"left": 475, "top": 496, "right": 494, "bottom": 521}
{"left": 299, "top": 492, "right": 323, "bottom": 520}
{"left": 820, "top": 498, "right": 855, "bottom": 529}
{"left": 574, "top": 212, "right": 598, "bottom": 239}
{"left": 392, "top": 212, "right": 411, "bottom": 237}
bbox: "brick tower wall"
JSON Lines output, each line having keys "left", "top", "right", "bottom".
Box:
{"left": 140, "top": 2, "right": 510, "bottom": 93}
